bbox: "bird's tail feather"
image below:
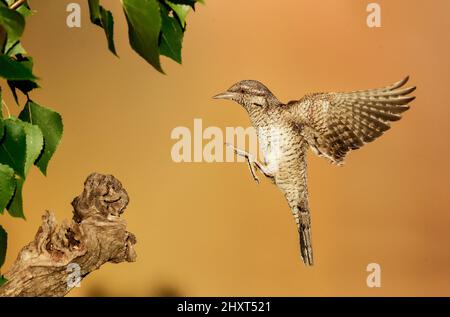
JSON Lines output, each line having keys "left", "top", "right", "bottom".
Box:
{"left": 294, "top": 204, "right": 314, "bottom": 266}
{"left": 299, "top": 224, "right": 314, "bottom": 266}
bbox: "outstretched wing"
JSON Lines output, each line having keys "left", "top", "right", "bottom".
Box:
{"left": 287, "top": 77, "right": 416, "bottom": 164}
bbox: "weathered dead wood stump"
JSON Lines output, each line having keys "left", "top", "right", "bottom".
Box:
{"left": 0, "top": 173, "right": 137, "bottom": 297}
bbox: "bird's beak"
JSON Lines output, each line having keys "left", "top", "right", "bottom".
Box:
{"left": 212, "top": 91, "right": 236, "bottom": 100}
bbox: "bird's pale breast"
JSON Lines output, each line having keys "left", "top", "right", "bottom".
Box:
{"left": 251, "top": 108, "right": 308, "bottom": 188}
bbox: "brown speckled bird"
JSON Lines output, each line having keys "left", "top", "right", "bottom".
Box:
{"left": 213, "top": 77, "right": 416, "bottom": 266}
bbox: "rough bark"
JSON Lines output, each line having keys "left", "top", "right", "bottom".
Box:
{"left": 0, "top": 173, "right": 137, "bottom": 297}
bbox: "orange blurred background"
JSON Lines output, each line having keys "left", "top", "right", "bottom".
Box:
{"left": 1, "top": 0, "right": 450, "bottom": 296}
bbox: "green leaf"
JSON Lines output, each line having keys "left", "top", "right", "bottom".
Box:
{"left": 0, "top": 6, "right": 25, "bottom": 53}
{"left": 0, "top": 116, "right": 4, "bottom": 138}
{"left": 7, "top": 176, "right": 24, "bottom": 218}
{"left": 8, "top": 79, "right": 38, "bottom": 104}
{"left": 6, "top": 39, "right": 26, "bottom": 56}
{"left": 0, "top": 164, "right": 15, "bottom": 214}
{"left": 0, "top": 88, "right": 3, "bottom": 119}
{"left": 166, "top": 1, "right": 190, "bottom": 27}
{"left": 88, "top": 0, "right": 117, "bottom": 56}
{"left": 0, "top": 55, "right": 37, "bottom": 81}
{"left": 0, "top": 118, "right": 27, "bottom": 178}
{"left": 0, "top": 275, "right": 6, "bottom": 286}
{"left": 0, "top": 117, "right": 43, "bottom": 182}
{"left": 22, "top": 121, "right": 43, "bottom": 175}
{"left": 99, "top": 8, "right": 116, "bottom": 55}
{"left": 167, "top": 0, "right": 197, "bottom": 9}
{"left": 122, "top": 0, "right": 163, "bottom": 73}
{"left": 19, "top": 101, "right": 63, "bottom": 175}
{"left": 0, "top": 26, "right": 5, "bottom": 52}
{"left": 7, "top": 56, "right": 39, "bottom": 103}
{"left": 159, "top": 3, "right": 183, "bottom": 63}
{"left": 88, "top": 0, "right": 100, "bottom": 19}
{"left": 0, "top": 224, "right": 6, "bottom": 268}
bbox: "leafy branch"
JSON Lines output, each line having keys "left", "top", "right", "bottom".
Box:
{"left": 0, "top": 0, "right": 64, "bottom": 285}
{"left": 90, "top": 0, "right": 204, "bottom": 73}
{"left": 0, "top": 0, "right": 203, "bottom": 288}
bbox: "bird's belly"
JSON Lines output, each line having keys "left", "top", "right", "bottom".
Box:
{"left": 261, "top": 148, "right": 280, "bottom": 173}
{"left": 258, "top": 128, "right": 281, "bottom": 173}
{"left": 258, "top": 125, "right": 304, "bottom": 175}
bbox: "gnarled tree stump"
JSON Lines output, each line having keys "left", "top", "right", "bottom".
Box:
{"left": 0, "top": 173, "right": 137, "bottom": 297}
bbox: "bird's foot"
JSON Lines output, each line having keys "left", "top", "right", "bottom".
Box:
{"left": 225, "top": 143, "right": 260, "bottom": 184}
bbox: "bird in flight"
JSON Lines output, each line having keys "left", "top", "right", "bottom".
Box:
{"left": 213, "top": 77, "right": 416, "bottom": 266}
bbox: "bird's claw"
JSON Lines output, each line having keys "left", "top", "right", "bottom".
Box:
{"left": 252, "top": 172, "right": 260, "bottom": 184}
{"left": 225, "top": 143, "right": 260, "bottom": 184}
{"left": 248, "top": 161, "right": 260, "bottom": 184}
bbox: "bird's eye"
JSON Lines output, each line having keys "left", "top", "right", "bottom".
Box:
{"left": 240, "top": 89, "right": 245, "bottom": 93}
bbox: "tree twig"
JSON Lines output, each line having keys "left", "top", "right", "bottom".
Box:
{"left": 10, "top": 0, "right": 27, "bottom": 10}
{"left": 0, "top": 173, "right": 137, "bottom": 297}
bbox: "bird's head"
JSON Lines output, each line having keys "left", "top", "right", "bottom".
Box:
{"left": 213, "top": 80, "right": 278, "bottom": 110}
